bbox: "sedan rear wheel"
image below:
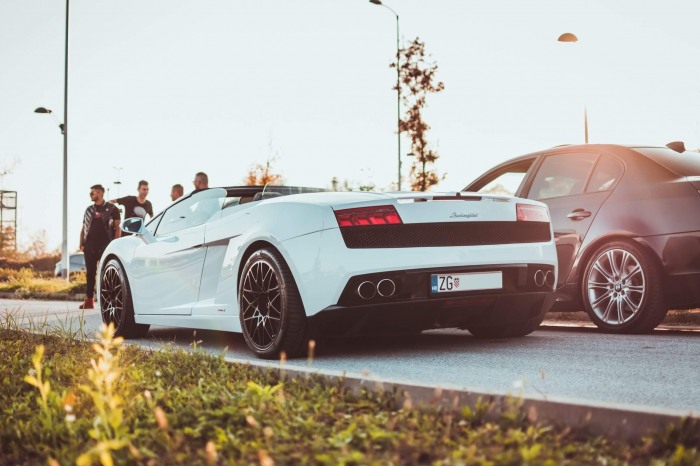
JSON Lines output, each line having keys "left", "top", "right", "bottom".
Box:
{"left": 239, "top": 248, "right": 307, "bottom": 359}
{"left": 582, "top": 240, "right": 667, "bottom": 333}
{"left": 100, "top": 258, "right": 150, "bottom": 338}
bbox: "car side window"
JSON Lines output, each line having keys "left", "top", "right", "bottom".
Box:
{"left": 528, "top": 153, "right": 598, "bottom": 200}
{"left": 478, "top": 171, "right": 528, "bottom": 196}
{"left": 145, "top": 212, "right": 163, "bottom": 235}
{"left": 155, "top": 189, "right": 227, "bottom": 236}
{"left": 586, "top": 154, "right": 624, "bottom": 193}
{"left": 468, "top": 158, "right": 535, "bottom": 196}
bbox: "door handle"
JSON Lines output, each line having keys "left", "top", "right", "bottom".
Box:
{"left": 566, "top": 209, "right": 592, "bottom": 220}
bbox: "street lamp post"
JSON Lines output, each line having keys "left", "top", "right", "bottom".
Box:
{"left": 557, "top": 32, "right": 588, "bottom": 144}
{"left": 369, "top": 0, "right": 402, "bottom": 190}
{"left": 34, "top": 0, "right": 70, "bottom": 280}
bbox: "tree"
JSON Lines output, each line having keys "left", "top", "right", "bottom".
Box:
{"left": 391, "top": 38, "right": 445, "bottom": 192}
{"left": 244, "top": 139, "right": 284, "bottom": 186}
{"left": 244, "top": 158, "right": 284, "bottom": 186}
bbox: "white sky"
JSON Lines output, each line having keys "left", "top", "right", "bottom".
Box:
{"left": 1, "top": 0, "right": 699, "bottom": 251}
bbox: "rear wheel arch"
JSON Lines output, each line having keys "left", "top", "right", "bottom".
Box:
{"left": 571, "top": 233, "right": 664, "bottom": 287}
{"left": 238, "top": 240, "right": 279, "bottom": 283}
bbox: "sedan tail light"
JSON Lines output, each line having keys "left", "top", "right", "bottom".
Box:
{"left": 334, "top": 205, "right": 403, "bottom": 227}
{"left": 516, "top": 203, "right": 549, "bottom": 222}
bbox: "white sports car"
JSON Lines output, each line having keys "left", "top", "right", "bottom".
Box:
{"left": 98, "top": 186, "right": 557, "bottom": 359}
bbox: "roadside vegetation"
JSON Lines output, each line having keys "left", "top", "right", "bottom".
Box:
{"left": 1, "top": 317, "right": 698, "bottom": 465}
{"left": 0, "top": 267, "right": 86, "bottom": 296}
{"left": 0, "top": 248, "right": 86, "bottom": 297}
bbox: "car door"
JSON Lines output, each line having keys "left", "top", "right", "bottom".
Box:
{"left": 128, "top": 189, "right": 226, "bottom": 315}
{"left": 522, "top": 152, "right": 622, "bottom": 286}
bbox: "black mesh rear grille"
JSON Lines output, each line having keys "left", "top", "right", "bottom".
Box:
{"left": 340, "top": 221, "right": 551, "bottom": 249}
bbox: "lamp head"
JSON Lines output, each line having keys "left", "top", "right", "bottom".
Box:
{"left": 369, "top": 0, "right": 383, "bottom": 4}
{"left": 557, "top": 33, "right": 578, "bottom": 43}
{"left": 34, "top": 107, "right": 52, "bottom": 114}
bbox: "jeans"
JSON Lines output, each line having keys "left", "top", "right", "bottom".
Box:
{"left": 83, "top": 243, "right": 108, "bottom": 299}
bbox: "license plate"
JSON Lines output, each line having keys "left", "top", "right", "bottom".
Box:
{"left": 431, "top": 271, "right": 502, "bottom": 294}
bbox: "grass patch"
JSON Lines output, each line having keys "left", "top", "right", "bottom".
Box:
{"left": 1, "top": 325, "right": 698, "bottom": 465}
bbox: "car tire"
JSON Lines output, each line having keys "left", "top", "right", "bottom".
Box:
{"left": 581, "top": 240, "right": 667, "bottom": 333}
{"left": 99, "top": 258, "right": 150, "bottom": 338}
{"left": 467, "top": 314, "right": 544, "bottom": 339}
{"left": 239, "top": 248, "right": 308, "bottom": 359}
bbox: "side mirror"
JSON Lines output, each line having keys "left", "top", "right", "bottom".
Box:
{"left": 122, "top": 217, "right": 144, "bottom": 234}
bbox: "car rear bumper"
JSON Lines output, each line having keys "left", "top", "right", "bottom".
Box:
{"left": 641, "top": 231, "right": 700, "bottom": 308}
{"left": 308, "top": 290, "right": 555, "bottom": 337}
{"left": 280, "top": 228, "right": 558, "bottom": 317}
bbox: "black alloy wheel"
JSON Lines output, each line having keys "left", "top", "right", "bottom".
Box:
{"left": 100, "top": 258, "right": 149, "bottom": 338}
{"left": 239, "top": 248, "right": 307, "bottom": 359}
{"left": 582, "top": 240, "right": 667, "bottom": 333}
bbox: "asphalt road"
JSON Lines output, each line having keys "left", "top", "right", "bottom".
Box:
{"left": 2, "top": 298, "right": 698, "bottom": 416}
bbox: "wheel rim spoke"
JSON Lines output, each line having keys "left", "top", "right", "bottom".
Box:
{"left": 591, "top": 289, "right": 612, "bottom": 307}
{"left": 622, "top": 294, "right": 639, "bottom": 313}
{"left": 616, "top": 298, "right": 624, "bottom": 323}
{"left": 602, "top": 296, "right": 616, "bottom": 322}
{"left": 588, "top": 248, "right": 645, "bottom": 326}
{"left": 592, "top": 262, "right": 614, "bottom": 282}
{"left": 623, "top": 264, "right": 642, "bottom": 281}
{"left": 606, "top": 251, "right": 619, "bottom": 277}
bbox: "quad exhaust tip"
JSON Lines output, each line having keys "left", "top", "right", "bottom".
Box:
{"left": 357, "top": 281, "right": 377, "bottom": 300}
{"left": 377, "top": 278, "right": 396, "bottom": 297}
{"left": 534, "top": 269, "right": 555, "bottom": 289}
{"left": 357, "top": 278, "right": 397, "bottom": 300}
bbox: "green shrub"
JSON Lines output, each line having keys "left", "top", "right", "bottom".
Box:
{"left": 0, "top": 267, "right": 86, "bottom": 295}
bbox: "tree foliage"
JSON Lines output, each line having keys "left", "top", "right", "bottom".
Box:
{"left": 245, "top": 139, "right": 285, "bottom": 186}
{"left": 391, "top": 38, "right": 445, "bottom": 192}
{"left": 244, "top": 158, "right": 284, "bottom": 186}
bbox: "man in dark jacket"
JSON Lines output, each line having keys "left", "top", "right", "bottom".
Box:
{"left": 80, "top": 184, "right": 121, "bottom": 309}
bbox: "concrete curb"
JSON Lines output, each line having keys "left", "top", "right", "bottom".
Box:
{"left": 224, "top": 356, "right": 698, "bottom": 441}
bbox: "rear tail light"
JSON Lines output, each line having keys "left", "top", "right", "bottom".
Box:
{"left": 334, "top": 205, "right": 403, "bottom": 227}
{"left": 516, "top": 203, "right": 549, "bottom": 222}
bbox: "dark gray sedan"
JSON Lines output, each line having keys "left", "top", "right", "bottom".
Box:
{"left": 465, "top": 142, "right": 700, "bottom": 333}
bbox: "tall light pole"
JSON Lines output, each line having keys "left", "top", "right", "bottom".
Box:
{"left": 34, "top": 0, "right": 70, "bottom": 279}
{"left": 557, "top": 32, "right": 588, "bottom": 144}
{"left": 369, "top": 0, "right": 402, "bottom": 190}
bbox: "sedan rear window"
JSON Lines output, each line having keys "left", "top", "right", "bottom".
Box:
{"left": 634, "top": 147, "right": 700, "bottom": 176}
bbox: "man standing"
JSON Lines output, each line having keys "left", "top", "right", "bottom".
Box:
{"left": 80, "top": 184, "right": 121, "bottom": 310}
{"left": 193, "top": 172, "right": 209, "bottom": 191}
{"left": 170, "top": 183, "right": 184, "bottom": 202}
{"left": 111, "top": 180, "right": 154, "bottom": 221}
